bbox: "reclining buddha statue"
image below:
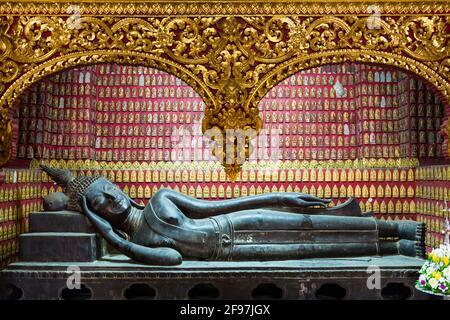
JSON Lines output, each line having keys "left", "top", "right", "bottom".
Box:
{"left": 41, "top": 165, "right": 426, "bottom": 266}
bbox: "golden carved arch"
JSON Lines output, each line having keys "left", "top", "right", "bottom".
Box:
{"left": 0, "top": 1, "right": 448, "bottom": 180}
{"left": 248, "top": 50, "right": 450, "bottom": 158}
{"left": 250, "top": 50, "right": 450, "bottom": 109}
{"left": 1, "top": 50, "right": 216, "bottom": 167}
{"left": 3, "top": 51, "right": 215, "bottom": 111}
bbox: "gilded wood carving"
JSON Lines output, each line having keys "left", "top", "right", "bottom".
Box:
{"left": 0, "top": 1, "right": 448, "bottom": 179}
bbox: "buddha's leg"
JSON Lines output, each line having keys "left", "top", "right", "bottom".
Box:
{"left": 229, "top": 239, "right": 424, "bottom": 260}
{"left": 228, "top": 209, "right": 424, "bottom": 240}
{"left": 376, "top": 219, "right": 426, "bottom": 241}
{"left": 227, "top": 209, "right": 378, "bottom": 231}
{"left": 379, "top": 240, "right": 425, "bottom": 258}
{"left": 220, "top": 210, "right": 425, "bottom": 260}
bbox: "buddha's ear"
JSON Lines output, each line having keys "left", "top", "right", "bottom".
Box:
{"left": 129, "top": 198, "right": 145, "bottom": 210}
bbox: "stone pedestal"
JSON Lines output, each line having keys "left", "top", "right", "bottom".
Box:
{"left": 0, "top": 255, "right": 433, "bottom": 300}
{"left": 29, "top": 211, "right": 95, "bottom": 233}
{"left": 20, "top": 233, "right": 98, "bottom": 262}
{"left": 1, "top": 211, "right": 431, "bottom": 300}
{"left": 19, "top": 211, "right": 107, "bottom": 263}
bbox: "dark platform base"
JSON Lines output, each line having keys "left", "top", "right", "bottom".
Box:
{"left": 29, "top": 211, "right": 95, "bottom": 233}
{"left": 20, "top": 233, "right": 98, "bottom": 262}
{"left": 20, "top": 211, "right": 108, "bottom": 263}
{"left": 0, "top": 255, "right": 438, "bottom": 300}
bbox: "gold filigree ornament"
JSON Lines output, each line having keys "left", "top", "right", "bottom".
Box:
{"left": 0, "top": 1, "right": 449, "bottom": 180}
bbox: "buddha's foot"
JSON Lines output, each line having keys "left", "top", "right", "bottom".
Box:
{"left": 415, "top": 241, "right": 426, "bottom": 259}
{"left": 415, "top": 222, "right": 426, "bottom": 243}
{"left": 397, "top": 239, "right": 426, "bottom": 258}
{"left": 415, "top": 222, "right": 426, "bottom": 258}
{"left": 398, "top": 221, "right": 425, "bottom": 242}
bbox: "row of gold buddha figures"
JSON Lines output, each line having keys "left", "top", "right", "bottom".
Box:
{"left": 1, "top": 241, "right": 19, "bottom": 265}
{"left": 52, "top": 181, "right": 415, "bottom": 199}
{"left": 0, "top": 182, "right": 447, "bottom": 219}
{"left": 5, "top": 162, "right": 450, "bottom": 183}
{"left": 0, "top": 188, "right": 447, "bottom": 226}
{"left": 0, "top": 180, "right": 419, "bottom": 201}
{"left": 9, "top": 168, "right": 421, "bottom": 184}
{"left": 29, "top": 158, "right": 422, "bottom": 170}
{"left": 0, "top": 184, "right": 444, "bottom": 218}
{"left": 0, "top": 217, "right": 30, "bottom": 265}
{"left": 0, "top": 164, "right": 46, "bottom": 263}
{"left": 0, "top": 219, "right": 30, "bottom": 241}
{"left": 36, "top": 167, "right": 419, "bottom": 183}
{"left": 0, "top": 166, "right": 448, "bottom": 203}
{"left": 1, "top": 182, "right": 447, "bottom": 204}
{"left": 418, "top": 203, "right": 450, "bottom": 248}
{"left": 419, "top": 215, "right": 450, "bottom": 234}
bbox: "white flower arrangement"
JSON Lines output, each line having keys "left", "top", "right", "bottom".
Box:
{"left": 417, "top": 243, "right": 450, "bottom": 295}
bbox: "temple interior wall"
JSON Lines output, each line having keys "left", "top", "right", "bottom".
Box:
{"left": 0, "top": 62, "right": 448, "bottom": 267}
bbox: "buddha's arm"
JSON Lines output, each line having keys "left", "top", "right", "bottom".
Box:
{"left": 82, "top": 197, "right": 182, "bottom": 265}
{"left": 152, "top": 189, "right": 329, "bottom": 219}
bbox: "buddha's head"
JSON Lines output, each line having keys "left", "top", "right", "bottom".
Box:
{"left": 40, "top": 165, "right": 131, "bottom": 226}
{"left": 83, "top": 178, "right": 131, "bottom": 224}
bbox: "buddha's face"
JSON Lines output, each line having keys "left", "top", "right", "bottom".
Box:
{"left": 85, "top": 179, "right": 131, "bottom": 218}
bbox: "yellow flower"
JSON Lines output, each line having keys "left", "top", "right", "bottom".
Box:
{"left": 442, "top": 256, "right": 449, "bottom": 266}
{"left": 432, "top": 255, "right": 440, "bottom": 263}
{"left": 432, "top": 272, "right": 442, "bottom": 280}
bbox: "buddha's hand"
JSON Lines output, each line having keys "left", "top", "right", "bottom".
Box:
{"left": 280, "top": 192, "right": 331, "bottom": 208}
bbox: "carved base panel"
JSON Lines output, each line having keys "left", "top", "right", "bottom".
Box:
{"left": 0, "top": 255, "right": 439, "bottom": 300}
